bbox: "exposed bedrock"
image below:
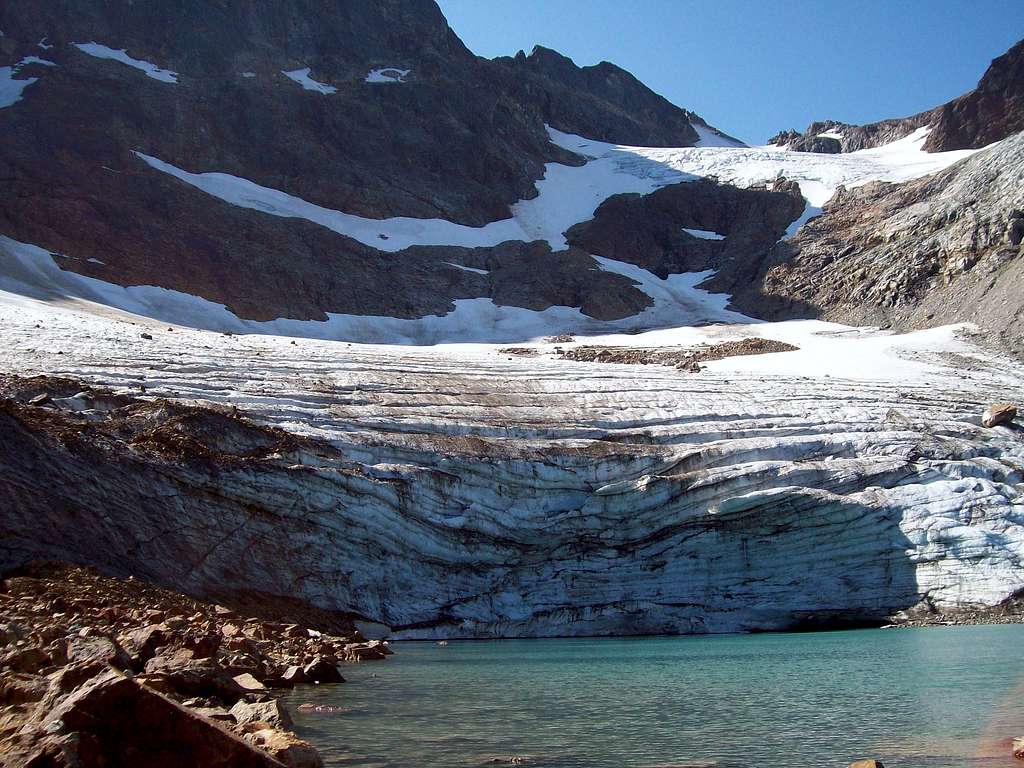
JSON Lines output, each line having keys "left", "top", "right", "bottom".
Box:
{"left": 494, "top": 45, "right": 704, "bottom": 147}
{"left": 566, "top": 178, "right": 805, "bottom": 279}
{"left": 0, "top": 0, "right": 574, "bottom": 226}
{"left": 2, "top": 374, "right": 1022, "bottom": 638}
{"left": 734, "top": 130, "right": 1024, "bottom": 353}
{"left": 0, "top": 0, "right": 748, "bottom": 326}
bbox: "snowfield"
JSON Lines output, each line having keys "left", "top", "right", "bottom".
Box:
{"left": 130, "top": 126, "right": 975, "bottom": 258}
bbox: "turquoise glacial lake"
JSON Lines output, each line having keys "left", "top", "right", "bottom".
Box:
{"left": 285, "top": 626, "right": 1024, "bottom": 768}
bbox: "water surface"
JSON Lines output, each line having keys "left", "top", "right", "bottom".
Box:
{"left": 285, "top": 626, "right": 1024, "bottom": 768}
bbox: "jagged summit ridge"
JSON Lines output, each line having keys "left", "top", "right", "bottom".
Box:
{"left": 769, "top": 38, "right": 1024, "bottom": 154}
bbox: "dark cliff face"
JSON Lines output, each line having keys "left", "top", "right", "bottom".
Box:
{"left": 566, "top": 180, "right": 805, "bottom": 279}
{"left": 0, "top": 0, "right": 783, "bottom": 326}
{"left": 0, "top": 0, "right": 566, "bottom": 228}
{"left": 924, "top": 39, "right": 1024, "bottom": 152}
{"left": 494, "top": 45, "right": 701, "bottom": 147}
{"left": 768, "top": 38, "right": 1024, "bottom": 154}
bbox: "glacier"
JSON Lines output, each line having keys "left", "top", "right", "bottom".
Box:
{"left": 0, "top": 127, "right": 1021, "bottom": 637}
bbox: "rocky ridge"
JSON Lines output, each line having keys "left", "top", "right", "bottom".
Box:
{"left": 0, "top": 562, "right": 390, "bottom": 767}
{"left": 738, "top": 130, "right": 1024, "bottom": 353}
{"left": 768, "top": 39, "right": 1024, "bottom": 154}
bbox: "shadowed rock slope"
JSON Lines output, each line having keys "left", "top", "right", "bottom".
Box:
{"left": 0, "top": 0, "right": 759, "bottom": 325}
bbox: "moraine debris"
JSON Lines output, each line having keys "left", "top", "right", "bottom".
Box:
{"left": 982, "top": 403, "right": 1017, "bottom": 428}
{"left": 558, "top": 337, "right": 798, "bottom": 369}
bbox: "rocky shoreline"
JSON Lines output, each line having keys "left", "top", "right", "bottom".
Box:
{"left": 3, "top": 563, "right": 1023, "bottom": 766}
{"left": 0, "top": 562, "right": 389, "bottom": 767}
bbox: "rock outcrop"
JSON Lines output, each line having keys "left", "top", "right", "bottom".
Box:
{"left": 732, "top": 130, "right": 1024, "bottom": 353}
{"left": 768, "top": 39, "right": 1024, "bottom": 153}
{"left": 494, "top": 45, "right": 703, "bottom": 147}
{"left": 566, "top": 177, "right": 805, "bottom": 279}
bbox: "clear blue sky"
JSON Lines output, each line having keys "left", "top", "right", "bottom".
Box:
{"left": 436, "top": 0, "right": 1024, "bottom": 144}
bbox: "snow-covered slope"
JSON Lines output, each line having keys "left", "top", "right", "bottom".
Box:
{"left": 1, "top": 125, "right": 978, "bottom": 343}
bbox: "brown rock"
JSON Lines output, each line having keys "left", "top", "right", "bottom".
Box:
{"left": 183, "top": 631, "right": 221, "bottom": 659}
{"left": 0, "top": 672, "right": 48, "bottom": 705}
{"left": 191, "top": 705, "right": 236, "bottom": 722}
{"left": 1, "top": 645, "right": 51, "bottom": 673}
{"left": 231, "top": 699, "right": 294, "bottom": 730}
{"left": 143, "top": 650, "right": 246, "bottom": 703}
{"left": 982, "top": 403, "right": 1017, "bottom": 428}
{"left": 245, "top": 727, "right": 323, "bottom": 768}
{"left": 65, "top": 634, "right": 132, "bottom": 670}
{"left": 280, "top": 666, "right": 307, "bottom": 686}
{"left": 33, "top": 669, "right": 287, "bottom": 767}
{"left": 1013, "top": 737, "right": 1024, "bottom": 760}
{"left": 233, "top": 673, "right": 268, "bottom": 693}
{"left": 849, "top": 761, "right": 885, "bottom": 768}
{"left": 342, "top": 643, "right": 387, "bottom": 661}
{"left": 121, "top": 623, "right": 171, "bottom": 668}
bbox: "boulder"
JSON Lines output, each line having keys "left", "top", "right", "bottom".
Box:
{"left": 233, "top": 673, "right": 268, "bottom": 693}
{"left": 143, "top": 650, "right": 246, "bottom": 703}
{"left": 279, "top": 666, "right": 307, "bottom": 686}
{"left": 35, "top": 661, "right": 109, "bottom": 715}
{"left": 65, "top": 634, "right": 132, "bottom": 670}
{"left": 849, "top": 761, "right": 885, "bottom": 768}
{"left": 120, "top": 623, "right": 171, "bottom": 668}
{"left": 33, "top": 669, "right": 287, "bottom": 767}
{"left": 982, "top": 403, "right": 1017, "bottom": 428}
{"left": 231, "top": 699, "right": 294, "bottom": 730}
{"left": 183, "top": 631, "right": 221, "bottom": 659}
{"left": 0, "top": 672, "right": 48, "bottom": 705}
{"left": 244, "top": 728, "right": 323, "bottom": 768}
{"left": 1014, "top": 737, "right": 1024, "bottom": 760}
{"left": 342, "top": 643, "right": 387, "bottom": 662}
{"left": 1, "top": 645, "right": 51, "bottom": 673}
{"left": 302, "top": 658, "right": 345, "bottom": 685}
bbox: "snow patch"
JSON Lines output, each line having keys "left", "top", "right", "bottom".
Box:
{"left": 16, "top": 56, "right": 57, "bottom": 70}
{"left": 0, "top": 66, "right": 38, "bottom": 108}
{"left": 783, "top": 202, "right": 823, "bottom": 239}
{"left": 73, "top": 42, "right": 178, "bottom": 83}
{"left": 682, "top": 228, "right": 725, "bottom": 240}
{"left": 281, "top": 67, "right": 336, "bottom": 94}
{"left": 365, "top": 68, "right": 410, "bottom": 84}
{"left": 240, "top": 71, "right": 256, "bottom": 79}
{"left": 37, "top": 37, "right": 53, "bottom": 50}
{"left": 444, "top": 262, "right": 489, "bottom": 275}
{"left": 693, "top": 123, "right": 747, "bottom": 148}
